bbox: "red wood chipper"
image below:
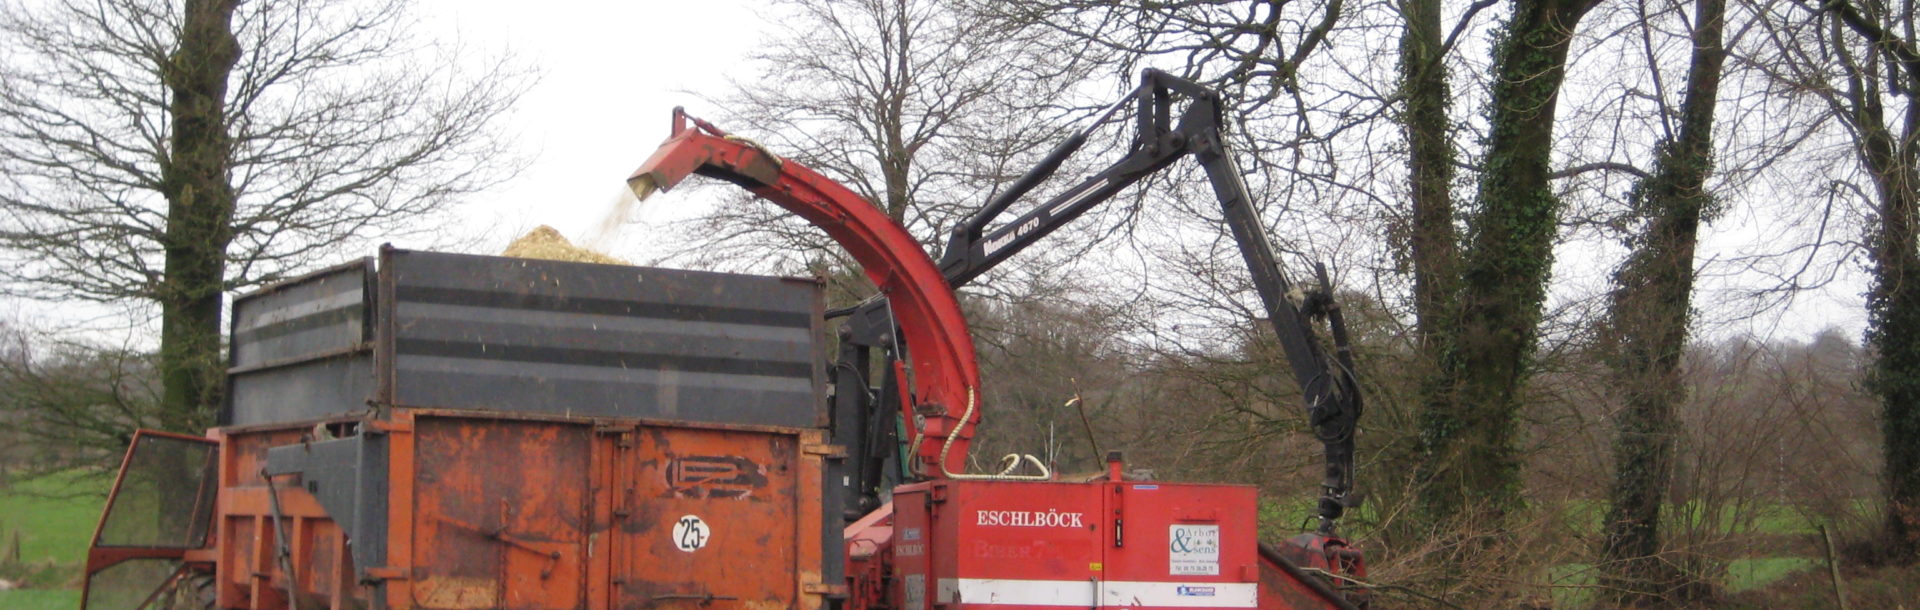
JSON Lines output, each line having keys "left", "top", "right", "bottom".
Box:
{"left": 83, "top": 70, "right": 1366, "bottom": 609}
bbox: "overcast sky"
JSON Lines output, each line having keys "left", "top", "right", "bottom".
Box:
{"left": 414, "top": 0, "right": 759, "bottom": 259}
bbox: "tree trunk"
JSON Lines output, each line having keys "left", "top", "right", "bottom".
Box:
{"left": 157, "top": 0, "right": 242, "bottom": 432}
{"left": 1400, "top": 0, "right": 1457, "bottom": 347}
{"left": 1415, "top": 0, "right": 1598, "bottom": 526}
{"left": 1397, "top": 0, "right": 1460, "bottom": 539}
{"left": 1599, "top": 0, "right": 1724, "bottom": 602}
{"left": 1863, "top": 96, "right": 1920, "bottom": 565}
{"left": 1871, "top": 162, "right": 1920, "bottom": 562}
{"left": 1800, "top": 0, "right": 1920, "bottom": 564}
{"left": 880, "top": 0, "right": 914, "bottom": 225}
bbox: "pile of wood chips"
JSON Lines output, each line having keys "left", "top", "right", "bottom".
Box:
{"left": 502, "top": 225, "right": 629, "bottom": 265}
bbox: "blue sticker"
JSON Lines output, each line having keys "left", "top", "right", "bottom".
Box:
{"left": 1177, "top": 586, "right": 1217, "bottom": 596}
{"left": 1132, "top": 484, "right": 1159, "bottom": 490}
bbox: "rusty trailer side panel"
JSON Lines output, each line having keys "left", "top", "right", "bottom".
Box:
{"left": 608, "top": 424, "right": 813, "bottom": 609}
{"left": 406, "top": 416, "right": 593, "bottom": 608}
{"left": 211, "top": 409, "right": 831, "bottom": 610}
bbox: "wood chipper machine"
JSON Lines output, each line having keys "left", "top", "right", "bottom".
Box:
{"left": 82, "top": 70, "right": 1366, "bottom": 609}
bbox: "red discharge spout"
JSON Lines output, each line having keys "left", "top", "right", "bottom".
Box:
{"left": 627, "top": 111, "right": 981, "bottom": 478}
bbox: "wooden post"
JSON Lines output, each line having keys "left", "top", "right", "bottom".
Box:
{"left": 1819, "top": 523, "right": 1851, "bottom": 610}
{"left": 4, "top": 525, "right": 21, "bottom": 564}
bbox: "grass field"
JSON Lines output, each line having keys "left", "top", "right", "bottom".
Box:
{"left": 1557, "top": 499, "right": 1863, "bottom": 537}
{"left": 0, "top": 470, "right": 110, "bottom": 606}
{"left": 1725, "top": 557, "right": 1819, "bottom": 592}
{"left": 0, "top": 587, "right": 82, "bottom": 609}
{"left": 1259, "top": 496, "right": 1837, "bottom": 607}
{"left": 0, "top": 470, "right": 110, "bottom": 564}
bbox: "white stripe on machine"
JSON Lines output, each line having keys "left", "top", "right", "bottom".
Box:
{"left": 934, "top": 578, "right": 1257, "bottom": 607}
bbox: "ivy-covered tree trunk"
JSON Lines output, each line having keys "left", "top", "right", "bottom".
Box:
{"left": 1415, "top": 0, "right": 1599, "bottom": 526}
{"left": 156, "top": 0, "right": 242, "bottom": 432}
{"left": 1397, "top": 0, "right": 1465, "bottom": 543}
{"left": 1858, "top": 89, "right": 1920, "bottom": 565}
{"left": 1400, "top": 0, "right": 1459, "bottom": 365}
{"left": 1399, "top": 0, "right": 1460, "bottom": 538}
{"left": 1599, "top": 0, "right": 1724, "bottom": 601}
{"left": 1811, "top": 0, "right": 1920, "bottom": 564}
{"left": 1845, "top": 73, "right": 1920, "bottom": 562}
{"left": 1870, "top": 158, "right": 1920, "bottom": 563}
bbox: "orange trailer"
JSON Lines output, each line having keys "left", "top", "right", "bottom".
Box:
{"left": 84, "top": 249, "right": 841, "bottom": 609}
{"left": 89, "top": 411, "right": 836, "bottom": 609}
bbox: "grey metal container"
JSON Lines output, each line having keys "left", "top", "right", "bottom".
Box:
{"left": 223, "top": 247, "right": 826, "bottom": 428}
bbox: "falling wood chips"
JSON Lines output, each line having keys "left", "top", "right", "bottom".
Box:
{"left": 502, "top": 225, "right": 629, "bottom": 265}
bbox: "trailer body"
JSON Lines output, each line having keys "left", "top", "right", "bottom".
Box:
{"left": 84, "top": 250, "right": 838, "bottom": 609}
{"left": 203, "top": 410, "right": 832, "bottom": 609}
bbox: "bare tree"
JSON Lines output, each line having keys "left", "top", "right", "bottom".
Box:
{"left": 1740, "top": 0, "right": 1920, "bottom": 564}
{"left": 966, "top": 284, "right": 1139, "bottom": 474}
{"left": 658, "top": 0, "right": 1098, "bottom": 291}
{"left": 977, "top": 0, "right": 1346, "bottom": 113}
{"left": 0, "top": 326, "right": 157, "bottom": 472}
{"left": 0, "top": 0, "right": 528, "bottom": 436}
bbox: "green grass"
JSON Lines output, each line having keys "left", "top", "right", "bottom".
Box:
{"left": 0, "top": 470, "right": 110, "bottom": 564}
{"left": 1559, "top": 499, "right": 1858, "bottom": 537}
{"left": 0, "top": 587, "right": 82, "bottom": 609}
{"left": 1258, "top": 496, "right": 1844, "bottom": 607}
{"left": 1270, "top": 496, "right": 1856, "bottom": 541}
{"left": 1725, "top": 557, "right": 1818, "bottom": 593}
{"left": 0, "top": 470, "right": 111, "bottom": 594}
{"left": 1546, "top": 558, "right": 1816, "bottom": 607}
{"left": 1548, "top": 561, "right": 1600, "bottom": 608}
{"left": 1256, "top": 496, "right": 1385, "bottom": 541}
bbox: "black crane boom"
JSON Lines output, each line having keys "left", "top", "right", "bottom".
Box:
{"left": 927, "top": 69, "right": 1363, "bottom": 533}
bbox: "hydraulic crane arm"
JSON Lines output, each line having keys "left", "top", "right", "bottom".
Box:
{"left": 627, "top": 69, "right": 1361, "bottom": 533}
{"left": 936, "top": 69, "right": 1363, "bottom": 532}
